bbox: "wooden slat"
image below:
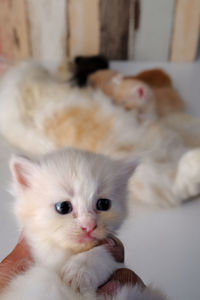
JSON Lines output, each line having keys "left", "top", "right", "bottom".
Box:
{"left": 133, "top": 0, "right": 175, "bottom": 61}
{"left": 128, "top": 0, "right": 135, "bottom": 60}
{"left": 27, "top": 0, "right": 67, "bottom": 68}
{"left": 100, "top": 0, "right": 131, "bottom": 60}
{"left": 171, "top": 0, "right": 200, "bottom": 62}
{"left": 68, "top": 0, "right": 100, "bottom": 59}
{"left": 0, "top": 0, "right": 30, "bottom": 61}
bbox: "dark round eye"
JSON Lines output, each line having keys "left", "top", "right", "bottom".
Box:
{"left": 96, "top": 199, "right": 111, "bottom": 211}
{"left": 55, "top": 201, "right": 73, "bottom": 215}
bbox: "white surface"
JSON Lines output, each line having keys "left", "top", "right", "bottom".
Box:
{"left": 0, "top": 62, "right": 200, "bottom": 300}
{"left": 133, "top": 0, "right": 175, "bottom": 61}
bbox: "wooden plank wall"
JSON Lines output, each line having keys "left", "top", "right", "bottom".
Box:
{"left": 0, "top": 0, "right": 199, "bottom": 63}
{"left": 27, "top": 0, "right": 67, "bottom": 68}
{"left": 100, "top": 0, "right": 131, "bottom": 60}
{"left": 133, "top": 0, "right": 176, "bottom": 61}
{"left": 0, "top": 0, "right": 30, "bottom": 61}
{"left": 170, "top": 0, "right": 200, "bottom": 62}
{"left": 128, "top": 0, "right": 136, "bottom": 60}
{"left": 68, "top": 0, "right": 100, "bottom": 59}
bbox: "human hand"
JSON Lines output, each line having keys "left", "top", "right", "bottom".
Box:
{"left": 0, "top": 235, "right": 145, "bottom": 296}
{"left": 0, "top": 237, "right": 33, "bottom": 291}
{"left": 97, "top": 235, "right": 146, "bottom": 295}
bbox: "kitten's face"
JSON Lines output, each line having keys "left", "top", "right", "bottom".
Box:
{"left": 10, "top": 149, "right": 136, "bottom": 252}
{"left": 116, "top": 79, "right": 155, "bottom": 109}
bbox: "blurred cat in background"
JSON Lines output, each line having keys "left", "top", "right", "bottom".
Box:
{"left": 0, "top": 61, "right": 200, "bottom": 208}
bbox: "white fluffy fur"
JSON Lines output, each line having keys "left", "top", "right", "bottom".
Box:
{"left": 1, "top": 62, "right": 200, "bottom": 208}
{"left": 1, "top": 267, "right": 166, "bottom": 300}
{"left": 1, "top": 148, "right": 165, "bottom": 299}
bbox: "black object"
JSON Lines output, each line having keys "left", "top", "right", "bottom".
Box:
{"left": 71, "top": 55, "right": 109, "bottom": 87}
{"left": 55, "top": 201, "right": 73, "bottom": 215}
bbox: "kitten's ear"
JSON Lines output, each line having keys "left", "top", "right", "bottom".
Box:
{"left": 111, "top": 73, "right": 123, "bottom": 86}
{"left": 10, "top": 155, "right": 37, "bottom": 189}
{"left": 119, "top": 158, "right": 139, "bottom": 182}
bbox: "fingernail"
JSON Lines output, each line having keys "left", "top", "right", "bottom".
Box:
{"left": 108, "top": 237, "right": 117, "bottom": 247}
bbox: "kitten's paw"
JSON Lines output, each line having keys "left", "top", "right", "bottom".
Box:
{"left": 61, "top": 253, "right": 101, "bottom": 293}
{"left": 174, "top": 148, "right": 200, "bottom": 200}
{"left": 61, "top": 246, "right": 120, "bottom": 293}
{"left": 63, "top": 262, "right": 98, "bottom": 293}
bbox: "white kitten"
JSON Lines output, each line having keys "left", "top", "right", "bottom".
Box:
{"left": 1, "top": 148, "right": 165, "bottom": 299}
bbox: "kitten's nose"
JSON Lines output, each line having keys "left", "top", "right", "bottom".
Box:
{"left": 81, "top": 220, "right": 97, "bottom": 233}
{"left": 138, "top": 87, "right": 144, "bottom": 98}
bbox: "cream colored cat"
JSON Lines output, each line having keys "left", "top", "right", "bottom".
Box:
{"left": 0, "top": 61, "right": 200, "bottom": 207}
{"left": 1, "top": 148, "right": 165, "bottom": 300}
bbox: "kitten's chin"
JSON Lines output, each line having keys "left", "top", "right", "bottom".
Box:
{"left": 70, "top": 239, "right": 99, "bottom": 253}
{"left": 69, "top": 232, "right": 107, "bottom": 253}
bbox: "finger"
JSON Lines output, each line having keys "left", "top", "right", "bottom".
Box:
{"left": 0, "top": 239, "right": 33, "bottom": 291}
{"left": 97, "top": 268, "right": 146, "bottom": 296}
{"left": 1, "top": 239, "right": 32, "bottom": 266}
{"left": 99, "top": 235, "right": 124, "bottom": 263}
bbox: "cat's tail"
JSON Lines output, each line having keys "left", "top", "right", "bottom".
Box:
{"left": 112, "top": 285, "right": 167, "bottom": 300}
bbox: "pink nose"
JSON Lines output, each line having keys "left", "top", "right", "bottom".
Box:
{"left": 81, "top": 222, "right": 97, "bottom": 233}
{"left": 138, "top": 87, "right": 144, "bottom": 98}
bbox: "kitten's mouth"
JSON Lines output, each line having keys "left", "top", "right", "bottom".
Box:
{"left": 78, "top": 232, "right": 97, "bottom": 243}
{"left": 72, "top": 226, "right": 107, "bottom": 245}
{"left": 78, "top": 236, "right": 95, "bottom": 243}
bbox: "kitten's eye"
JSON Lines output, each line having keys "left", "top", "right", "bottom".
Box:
{"left": 55, "top": 201, "right": 73, "bottom": 214}
{"left": 96, "top": 199, "right": 111, "bottom": 211}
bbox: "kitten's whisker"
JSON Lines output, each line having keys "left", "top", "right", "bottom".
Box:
{"left": 54, "top": 225, "right": 63, "bottom": 233}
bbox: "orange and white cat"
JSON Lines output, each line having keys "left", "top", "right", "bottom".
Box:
{"left": 0, "top": 61, "right": 200, "bottom": 208}
{"left": 1, "top": 148, "right": 165, "bottom": 300}
{"left": 88, "top": 69, "right": 157, "bottom": 121}
{"left": 88, "top": 69, "right": 184, "bottom": 119}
